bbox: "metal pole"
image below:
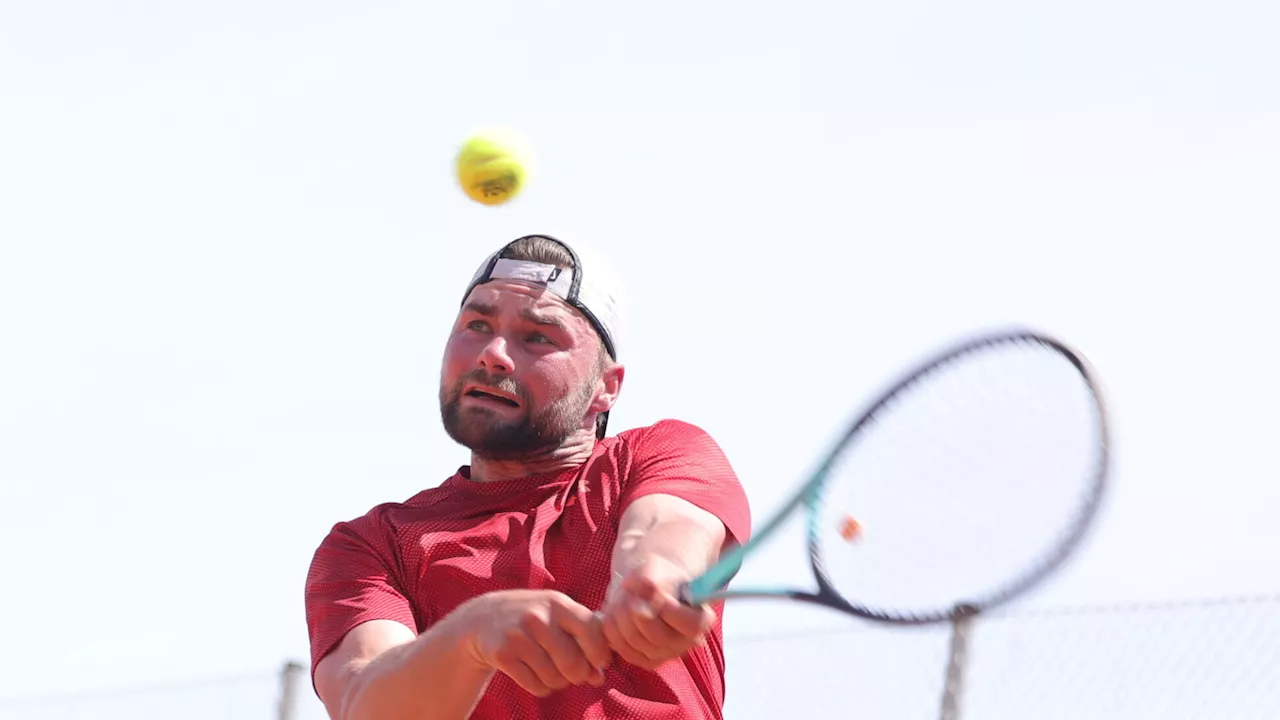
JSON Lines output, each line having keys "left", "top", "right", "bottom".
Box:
{"left": 278, "top": 660, "right": 306, "bottom": 720}
{"left": 938, "top": 605, "right": 978, "bottom": 720}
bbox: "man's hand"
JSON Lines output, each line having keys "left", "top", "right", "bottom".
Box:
{"left": 597, "top": 555, "right": 717, "bottom": 670}
{"left": 463, "top": 589, "right": 613, "bottom": 697}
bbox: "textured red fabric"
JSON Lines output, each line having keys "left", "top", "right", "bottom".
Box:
{"left": 305, "top": 418, "right": 752, "bottom": 719}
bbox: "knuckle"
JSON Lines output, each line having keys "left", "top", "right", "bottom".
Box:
{"left": 623, "top": 573, "right": 658, "bottom": 596}
{"left": 562, "top": 655, "right": 590, "bottom": 680}
{"left": 491, "top": 645, "right": 518, "bottom": 666}
{"left": 518, "top": 609, "right": 546, "bottom": 633}
{"left": 549, "top": 594, "right": 583, "bottom": 619}
{"left": 501, "top": 627, "right": 529, "bottom": 651}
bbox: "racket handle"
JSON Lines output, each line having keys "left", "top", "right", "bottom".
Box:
{"left": 676, "top": 581, "right": 698, "bottom": 607}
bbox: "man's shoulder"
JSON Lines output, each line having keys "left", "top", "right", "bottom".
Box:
{"left": 611, "top": 417, "right": 718, "bottom": 445}
{"left": 604, "top": 418, "right": 731, "bottom": 467}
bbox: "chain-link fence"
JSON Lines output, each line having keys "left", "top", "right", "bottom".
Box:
{"left": 968, "top": 595, "right": 1279, "bottom": 719}
{"left": 726, "top": 594, "right": 1280, "bottom": 719}
{"left": 2, "top": 596, "right": 1276, "bottom": 720}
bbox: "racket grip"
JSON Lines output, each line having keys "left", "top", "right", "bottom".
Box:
{"left": 676, "top": 581, "right": 698, "bottom": 607}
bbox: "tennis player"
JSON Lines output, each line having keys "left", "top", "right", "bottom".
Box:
{"left": 305, "top": 234, "right": 752, "bottom": 720}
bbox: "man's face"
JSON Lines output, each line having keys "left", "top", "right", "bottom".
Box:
{"left": 439, "top": 279, "right": 617, "bottom": 459}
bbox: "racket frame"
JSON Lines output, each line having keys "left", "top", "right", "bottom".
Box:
{"left": 679, "top": 328, "right": 1111, "bottom": 625}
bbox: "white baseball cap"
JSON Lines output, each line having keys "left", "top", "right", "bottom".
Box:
{"left": 461, "top": 234, "right": 627, "bottom": 437}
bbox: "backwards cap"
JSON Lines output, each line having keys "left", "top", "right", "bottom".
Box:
{"left": 461, "top": 234, "right": 626, "bottom": 437}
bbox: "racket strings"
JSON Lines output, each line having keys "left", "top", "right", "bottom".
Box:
{"left": 812, "top": 339, "right": 1104, "bottom": 620}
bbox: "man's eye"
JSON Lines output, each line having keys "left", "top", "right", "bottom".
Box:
{"left": 466, "top": 320, "right": 491, "bottom": 332}
{"left": 527, "top": 333, "right": 552, "bottom": 344}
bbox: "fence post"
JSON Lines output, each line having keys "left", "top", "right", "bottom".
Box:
{"left": 278, "top": 660, "right": 306, "bottom": 720}
{"left": 938, "top": 605, "right": 978, "bottom": 720}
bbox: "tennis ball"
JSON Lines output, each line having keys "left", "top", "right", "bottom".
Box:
{"left": 455, "top": 127, "right": 532, "bottom": 207}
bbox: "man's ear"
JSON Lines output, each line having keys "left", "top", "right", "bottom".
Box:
{"left": 592, "top": 363, "right": 625, "bottom": 414}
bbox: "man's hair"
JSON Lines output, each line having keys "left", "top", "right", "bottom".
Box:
{"left": 499, "top": 235, "right": 612, "bottom": 438}
{"left": 499, "top": 234, "right": 576, "bottom": 269}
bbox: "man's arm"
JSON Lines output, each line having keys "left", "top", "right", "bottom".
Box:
{"left": 306, "top": 512, "right": 611, "bottom": 720}
{"left": 610, "top": 492, "right": 728, "bottom": 583}
{"left": 313, "top": 591, "right": 612, "bottom": 720}
{"left": 313, "top": 608, "right": 494, "bottom": 720}
{"left": 598, "top": 420, "right": 752, "bottom": 669}
{"left": 307, "top": 515, "right": 493, "bottom": 720}
{"left": 599, "top": 493, "right": 733, "bottom": 669}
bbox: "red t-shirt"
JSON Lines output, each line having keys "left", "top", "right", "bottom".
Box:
{"left": 305, "top": 418, "right": 752, "bottom": 719}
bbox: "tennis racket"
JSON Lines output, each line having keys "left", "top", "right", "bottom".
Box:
{"left": 679, "top": 328, "right": 1110, "bottom": 626}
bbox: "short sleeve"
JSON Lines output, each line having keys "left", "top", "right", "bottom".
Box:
{"left": 304, "top": 508, "right": 418, "bottom": 683}
{"left": 619, "top": 419, "right": 752, "bottom": 547}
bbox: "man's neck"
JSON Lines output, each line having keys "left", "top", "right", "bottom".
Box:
{"left": 468, "top": 431, "right": 598, "bottom": 483}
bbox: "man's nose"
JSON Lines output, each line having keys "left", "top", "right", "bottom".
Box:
{"left": 478, "top": 336, "right": 514, "bottom": 375}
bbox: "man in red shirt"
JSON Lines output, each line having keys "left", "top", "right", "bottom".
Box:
{"left": 305, "top": 234, "right": 752, "bottom": 720}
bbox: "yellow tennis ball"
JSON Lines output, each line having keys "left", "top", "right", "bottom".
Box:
{"left": 455, "top": 128, "right": 531, "bottom": 207}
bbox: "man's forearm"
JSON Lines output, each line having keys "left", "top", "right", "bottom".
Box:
{"left": 612, "top": 514, "right": 724, "bottom": 581}
{"left": 341, "top": 602, "right": 494, "bottom": 720}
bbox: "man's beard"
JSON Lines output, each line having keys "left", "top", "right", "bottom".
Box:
{"left": 439, "top": 369, "right": 595, "bottom": 461}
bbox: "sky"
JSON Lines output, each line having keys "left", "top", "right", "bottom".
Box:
{"left": 1, "top": 1, "right": 1277, "bottom": 718}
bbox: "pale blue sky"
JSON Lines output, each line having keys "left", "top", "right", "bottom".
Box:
{"left": 1, "top": 1, "right": 1277, "bottom": 718}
